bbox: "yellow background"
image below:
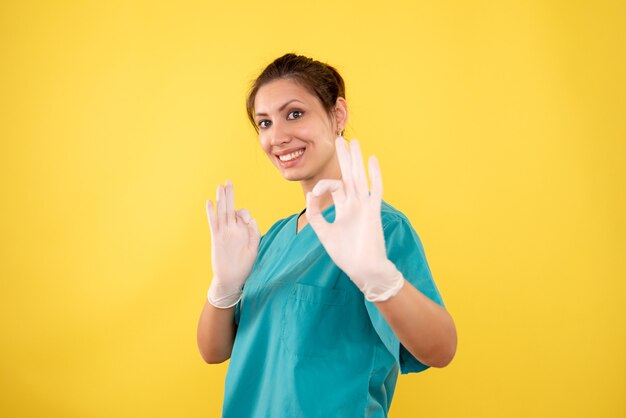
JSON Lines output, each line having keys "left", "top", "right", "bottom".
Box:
{"left": 1, "top": 1, "right": 624, "bottom": 417}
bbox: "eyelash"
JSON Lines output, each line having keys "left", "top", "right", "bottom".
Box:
{"left": 257, "top": 110, "right": 304, "bottom": 129}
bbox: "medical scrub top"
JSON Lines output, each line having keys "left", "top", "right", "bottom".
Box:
{"left": 222, "top": 201, "right": 445, "bottom": 418}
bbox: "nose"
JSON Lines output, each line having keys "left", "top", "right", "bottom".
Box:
{"left": 269, "top": 120, "right": 292, "bottom": 148}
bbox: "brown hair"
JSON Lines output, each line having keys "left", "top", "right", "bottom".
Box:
{"left": 245, "top": 53, "right": 346, "bottom": 132}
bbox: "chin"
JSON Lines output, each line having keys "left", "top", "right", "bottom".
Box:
{"left": 280, "top": 171, "right": 305, "bottom": 182}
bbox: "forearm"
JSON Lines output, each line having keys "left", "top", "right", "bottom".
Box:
{"left": 196, "top": 299, "right": 237, "bottom": 364}
{"left": 374, "top": 278, "right": 457, "bottom": 368}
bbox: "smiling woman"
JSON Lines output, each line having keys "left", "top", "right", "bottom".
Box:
{"left": 253, "top": 77, "right": 347, "bottom": 189}
{"left": 196, "top": 53, "right": 457, "bottom": 418}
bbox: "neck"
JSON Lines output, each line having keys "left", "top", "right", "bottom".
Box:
{"left": 303, "top": 189, "right": 334, "bottom": 213}
{"left": 299, "top": 163, "right": 341, "bottom": 213}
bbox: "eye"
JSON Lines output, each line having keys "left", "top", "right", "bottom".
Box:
{"left": 258, "top": 119, "right": 272, "bottom": 129}
{"left": 287, "top": 110, "right": 303, "bottom": 120}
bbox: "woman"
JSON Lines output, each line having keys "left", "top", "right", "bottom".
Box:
{"left": 197, "top": 53, "right": 457, "bottom": 417}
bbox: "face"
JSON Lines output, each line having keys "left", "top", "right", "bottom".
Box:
{"left": 253, "top": 78, "right": 346, "bottom": 185}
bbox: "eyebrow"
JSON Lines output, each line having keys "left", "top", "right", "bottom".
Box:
{"left": 254, "top": 99, "right": 304, "bottom": 117}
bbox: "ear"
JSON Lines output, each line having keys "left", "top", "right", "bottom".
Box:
{"left": 334, "top": 97, "right": 349, "bottom": 133}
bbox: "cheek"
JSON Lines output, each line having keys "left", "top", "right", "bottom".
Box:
{"left": 258, "top": 135, "right": 271, "bottom": 154}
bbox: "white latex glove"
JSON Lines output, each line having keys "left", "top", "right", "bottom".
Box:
{"left": 205, "top": 179, "right": 261, "bottom": 308}
{"left": 305, "top": 137, "right": 404, "bottom": 302}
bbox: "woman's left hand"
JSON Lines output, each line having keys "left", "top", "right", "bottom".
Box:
{"left": 306, "top": 137, "right": 404, "bottom": 302}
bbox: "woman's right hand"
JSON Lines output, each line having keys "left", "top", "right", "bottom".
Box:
{"left": 205, "top": 179, "right": 260, "bottom": 308}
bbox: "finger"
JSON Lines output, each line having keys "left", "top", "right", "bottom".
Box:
{"left": 247, "top": 218, "right": 261, "bottom": 249}
{"left": 236, "top": 208, "right": 252, "bottom": 224}
{"left": 216, "top": 184, "right": 226, "bottom": 227}
{"left": 335, "top": 137, "right": 355, "bottom": 193}
{"left": 312, "top": 179, "right": 346, "bottom": 204}
{"left": 206, "top": 199, "right": 218, "bottom": 234}
{"left": 368, "top": 155, "right": 383, "bottom": 203}
{"left": 349, "top": 139, "right": 369, "bottom": 195}
{"left": 305, "top": 191, "right": 330, "bottom": 238}
{"left": 225, "top": 179, "right": 235, "bottom": 225}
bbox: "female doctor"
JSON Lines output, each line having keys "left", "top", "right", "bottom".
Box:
{"left": 197, "top": 53, "right": 457, "bottom": 417}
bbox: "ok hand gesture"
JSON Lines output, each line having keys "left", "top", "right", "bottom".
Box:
{"left": 305, "top": 138, "right": 403, "bottom": 302}
{"left": 206, "top": 180, "right": 260, "bottom": 308}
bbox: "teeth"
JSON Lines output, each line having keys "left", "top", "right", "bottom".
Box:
{"left": 279, "top": 149, "right": 304, "bottom": 162}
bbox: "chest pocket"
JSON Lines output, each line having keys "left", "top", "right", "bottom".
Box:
{"left": 280, "top": 283, "right": 369, "bottom": 359}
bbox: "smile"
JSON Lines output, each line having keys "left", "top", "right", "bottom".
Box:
{"left": 277, "top": 148, "right": 305, "bottom": 162}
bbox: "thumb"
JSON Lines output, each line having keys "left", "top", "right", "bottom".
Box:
{"left": 247, "top": 218, "right": 261, "bottom": 250}
{"left": 236, "top": 209, "right": 260, "bottom": 250}
{"left": 305, "top": 192, "right": 330, "bottom": 238}
{"left": 236, "top": 208, "right": 252, "bottom": 224}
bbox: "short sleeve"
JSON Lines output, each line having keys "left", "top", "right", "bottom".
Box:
{"left": 364, "top": 217, "right": 445, "bottom": 374}
{"left": 234, "top": 299, "right": 241, "bottom": 326}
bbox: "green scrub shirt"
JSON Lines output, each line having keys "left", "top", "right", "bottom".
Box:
{"left": 222, "top": 201, "right": 445, "bottom": 417}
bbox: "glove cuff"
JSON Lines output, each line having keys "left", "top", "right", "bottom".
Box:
{"left": 207, "top": 280, "right": 243, "bottom": 309}
{"left": 362, "top": 264, "right": 405, "bottom": 302}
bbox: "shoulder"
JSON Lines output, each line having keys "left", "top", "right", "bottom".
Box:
{"left": 265, "top": 212, "right": 297, "bottom": 234}
{"left": 379, "top": 200, "right": 427, "bottom": 253}
{"left": 258, "top": 210, "right": 299, "bottom": 245}
{"left": 380, "top": 200, "right": 413, "bottom": 231}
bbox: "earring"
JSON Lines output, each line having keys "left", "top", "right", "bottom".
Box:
{"left": 337, "top": 129, "right": 343, "bottom": 137}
